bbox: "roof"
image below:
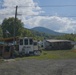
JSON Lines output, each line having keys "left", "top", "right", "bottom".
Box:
{"left": 0, "top": 37, "right": 33, "bottom": 42}
{"left": 46, "top": 39, "right": 71, "bottom": 43}
{"left": 19, "top": 37, "right": 33, "bottom": 39}
{"left": 0, "top": 37, "right": 19, "bottom": 42}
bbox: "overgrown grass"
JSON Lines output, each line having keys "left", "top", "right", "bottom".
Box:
{"left": 16, "top": 49, "right": 76, "bottom": 60}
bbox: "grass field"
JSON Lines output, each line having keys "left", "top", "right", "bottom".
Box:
{"left": 16, "top": 49, "right": 76, "bottom": 60}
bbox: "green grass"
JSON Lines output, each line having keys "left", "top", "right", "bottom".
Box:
{"left": 16, "top": 49, "right": 76, "bottom": 60}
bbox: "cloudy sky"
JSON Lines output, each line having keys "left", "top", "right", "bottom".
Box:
{"left": 0, "top": 0, "right": 76, "bottom": 33}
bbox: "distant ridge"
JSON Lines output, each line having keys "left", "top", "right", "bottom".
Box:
{"left": 31, "top": 27, "right": 65, "bottom": 35}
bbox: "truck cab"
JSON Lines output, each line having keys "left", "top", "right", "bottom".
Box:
{"left": 19, "top": 37, "right": 41, "bottom": 56}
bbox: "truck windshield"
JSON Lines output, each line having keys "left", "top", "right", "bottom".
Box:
{"left": 20, "top": 39, "right": 23, "bottom": 45}
{"left": 24, "top": 39, "right": 28, "bottom": 45}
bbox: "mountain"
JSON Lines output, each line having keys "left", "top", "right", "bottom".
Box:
{"left": 31, "top": 27, "right": 65, "bottom": 35}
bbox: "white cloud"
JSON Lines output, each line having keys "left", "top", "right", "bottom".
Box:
{"left": 0, "top": 0, "right": 42, "bottom": 21}
{"left": 0, "top": 0, "right": 76, "bottom": 33}
{"left": 3, "top": 0, "right": 42, "bottom": 15}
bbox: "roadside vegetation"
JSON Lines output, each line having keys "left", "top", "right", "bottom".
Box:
{"left": 16, "top": 49, "right": 76, "bottom": 60}
{"left": 0, "top": 49, "right": 76, "bottom": 61}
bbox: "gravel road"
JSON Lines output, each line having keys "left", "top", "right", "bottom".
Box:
{"left": 0, "top": 59, "right": 76, "bottom": 75}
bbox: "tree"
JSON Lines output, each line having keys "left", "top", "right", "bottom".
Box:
{"left": 1, "top": 17, "right": 24, "bottom": 38}
{"left": 22, "top": 28, "right": 34, "bottom": 37}
{"left": 55, "top": 34, "right": 76, "bottom": 41}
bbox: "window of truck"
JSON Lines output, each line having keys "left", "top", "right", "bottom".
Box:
{"left": 24, "top": 39, "right": 28, "bottom": 45}
{"left": 29, "top": 39, "right": 33, "bottom": 45}
{"left": 20, "top": 39, "right": 23, "bottom": 45}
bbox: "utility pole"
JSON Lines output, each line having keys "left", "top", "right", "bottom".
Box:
{"left": 12, "top": 6, "right": 18, "bottom": 58}
{"left": 14, "top": 6, "right": 18, "bottom": 44}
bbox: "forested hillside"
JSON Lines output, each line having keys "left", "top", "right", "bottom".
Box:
{"left": 32, "top": 27, "right": 65, "bottom": 35}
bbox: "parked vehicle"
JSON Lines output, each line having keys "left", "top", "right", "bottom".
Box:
{"left": 0, "top": 37, "right": 42, "bottom": 58}
{"left": 19, "top": 37, "right": 42, "bottom": 56}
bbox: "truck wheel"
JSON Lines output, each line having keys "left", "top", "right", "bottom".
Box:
{"left": 33, "top": 50, "right": 41, "bottom": 56}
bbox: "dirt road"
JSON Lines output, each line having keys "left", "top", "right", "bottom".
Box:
{"left": 0, "top": 59, "right": 76, "bottom": 75}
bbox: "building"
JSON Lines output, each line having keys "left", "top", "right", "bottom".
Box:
{"left": 43, "top": 39, "right": 73, "bottom": 50}
{"left": 0, "top": 37, "right": 17, "bottom": 58}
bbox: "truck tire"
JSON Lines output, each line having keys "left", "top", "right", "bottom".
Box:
{"left": 33, "top": 50, "right": 41, "bottom": 56}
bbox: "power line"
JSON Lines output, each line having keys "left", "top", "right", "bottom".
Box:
{"left": 18, "top": 5, "right": 76, "bottom": 7}
{"left": 0, "top": 14, "right": 15, "bottom": 15}
{"left": 20, "top": 15, "right": 76, "bottom": 17}
{"left": 0, "top": 4, "right": 76, "bottom": 18}
{"left": 1, "top": 4, "right": 76, "bottom": 8}
{"left": 0, "top": 13, "right": 76, "bottom": 17}
{"left": 0, "top": 6, "right": 16, "bottom": 8}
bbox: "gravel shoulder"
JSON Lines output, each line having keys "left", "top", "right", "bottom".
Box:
{"left": 0, "top": 59, "right": 76, "bottom": 75}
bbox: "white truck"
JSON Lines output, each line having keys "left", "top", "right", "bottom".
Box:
{"left": 19, "top": 37, "right": 41, "bottom": 56}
